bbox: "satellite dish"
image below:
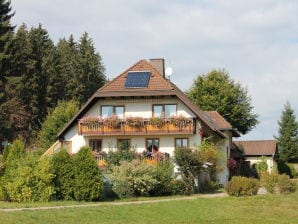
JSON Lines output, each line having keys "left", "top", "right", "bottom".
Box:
{"left": 165, "top": 67, "right": 173, "bottom": 77}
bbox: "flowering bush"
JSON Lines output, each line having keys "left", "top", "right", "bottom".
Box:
{"left": 227, "top": 158, "right": 237, "bottom": 170}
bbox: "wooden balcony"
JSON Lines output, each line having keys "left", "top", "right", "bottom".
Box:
{"left": 78, "top": 117, "right": 195, "bottom": 136}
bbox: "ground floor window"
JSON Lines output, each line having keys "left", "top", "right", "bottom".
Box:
{"left": 89, "top": 139, "right": 102, "bottom": 153}
{"left": 146, "top": 138, "right": 159, "bottom": 154}
{"left": 175, "top": 138, "right": 189, "bottom": 148}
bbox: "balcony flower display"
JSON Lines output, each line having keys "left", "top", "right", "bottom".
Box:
{"left": 149, "top": 116, "right": 164, "bottom": 128}
{"left": 103, "top": 115, "right": 121, "bottom": 129}
{"left": 169, "top": 115, "right": 190, "bottom": 129}
{"left": 79, "top": 116, "right": 102, "bottom": 125}
{"left": 126, "top": 116, "right": 145, "bottom": 129}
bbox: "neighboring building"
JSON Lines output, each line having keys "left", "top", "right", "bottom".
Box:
{"left": 233, "top": 140, "right": 277, "bottom": 173}
{"left": 45, "top": 58, "right": 240, "bottom": 185}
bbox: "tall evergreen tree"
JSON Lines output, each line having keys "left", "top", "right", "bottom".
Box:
{"left": 0, "top": 0, "right": 15, "bottom": 143}
{"left": 20, "top": 24, "right": 55, "bottom": 130}
{"left": 76, "top": 32, "right": 106, "bottom": 104}
{"left": 56, "top": 35, "right": 80, "bottom": 101}
{"left": 275, "top": 102, "right": 298, "bottom": 162}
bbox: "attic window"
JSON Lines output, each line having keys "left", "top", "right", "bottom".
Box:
{"left": 125, "top": 71, "right": 151, "bottom": 88}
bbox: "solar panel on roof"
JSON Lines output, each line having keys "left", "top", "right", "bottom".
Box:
{"left": 125, "top": 72, "right": 151, "bottom": 88}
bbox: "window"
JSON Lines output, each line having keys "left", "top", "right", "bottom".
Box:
{"left": 89, "top": 139, "right": 102, "bottom": 153}
{"left": 175, "top": 138, "right": 189, "bottom": 148}
{"left": 117, "top": 139, "right": 131, "bottom": 150}
{"left": 101, "top": 106, "right": 125, "bottom": 119}
{"left": 146, "top": 138, "right": 159, "bottom": 152}
{"left": 153, "top": 104, "right": 176, "bottom": 118}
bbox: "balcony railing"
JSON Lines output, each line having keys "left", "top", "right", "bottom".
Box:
{"left": 78, "top": 116, "right": 195, "bottom": 136}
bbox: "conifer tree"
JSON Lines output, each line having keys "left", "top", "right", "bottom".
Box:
{"left": 275, "top": 102, "right": 298, "bottom": 162}
{"left": 20, "top": 24, "right": 55, "bottom": 130}
{"left": 76, "top": 32, "right": 106, "bottom": 104}
{"left": 0, "top": 0, "right": 15, "bottom": 142}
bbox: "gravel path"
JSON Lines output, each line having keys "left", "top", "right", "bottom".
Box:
{"left": 0, "top": 193, "right": 226, "bottom": 212}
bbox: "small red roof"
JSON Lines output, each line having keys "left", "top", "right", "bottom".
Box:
{"left": 234, "top": 140, "right": 277, "bottom": 156}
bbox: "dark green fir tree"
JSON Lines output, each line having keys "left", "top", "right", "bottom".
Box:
{"left": 275, "top": 102, "right": 298, "bottom": 162}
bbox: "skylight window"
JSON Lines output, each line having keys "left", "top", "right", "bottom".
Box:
{"left": 125, "top": 71, "right": 151, "bottom": 88}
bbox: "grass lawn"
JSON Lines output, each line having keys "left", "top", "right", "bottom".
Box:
{"left": 0, "top": 191, "right": 297, "bottom": 224}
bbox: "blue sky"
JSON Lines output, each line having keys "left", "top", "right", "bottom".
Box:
{"left": 11, "top": 0, "right": 298, "bottom": 140}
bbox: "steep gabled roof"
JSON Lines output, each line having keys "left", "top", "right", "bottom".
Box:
{"left": 57, "top": 59, "right": 225, "bottom": 138}
{"left": 234, "top": 140, "right": 277, "bottom": 156}
{"left": 204, "top": 111, "right": 240, "bottom": 137}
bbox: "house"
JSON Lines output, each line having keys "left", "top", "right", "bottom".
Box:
{"left": 46, "top": 58, "right": 240, "bottom": 185}
{"left": 233, "top": 140, "right": 277, "bottom": 173}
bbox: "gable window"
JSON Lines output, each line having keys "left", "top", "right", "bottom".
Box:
{"left": 153, "top": 104, "right": 177, "bottom": 118}
{"left": 89, "top": 139, "right": 102, "bottom": 153}
{"left": 175, "top": 138, "right": 189, "bottom": 148}
{"left": 101, "top": 106, "right": 125, "bottom": 119}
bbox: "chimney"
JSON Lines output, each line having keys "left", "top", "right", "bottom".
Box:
{"left": 149, "top": 58, "right": 165, "bottom": 78}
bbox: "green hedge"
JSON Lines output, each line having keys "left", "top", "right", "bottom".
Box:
{"left": 225, "top": 176, "right": 260, "bottom": 196}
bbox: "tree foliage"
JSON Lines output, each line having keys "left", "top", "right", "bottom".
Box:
{"left": 73, "top": 146, "right": 103, "bottom": 201}
{"left": 51, "top": 149, "right": 74, "bottom": 200}
{"left": 275, "top": 102, "right": 298, "bottom": 162}
{"left": 39, "top": 100, "right": 79, "bottom": 150}
{"left": 187, "top": 69, "right": 258, "bottom": 134}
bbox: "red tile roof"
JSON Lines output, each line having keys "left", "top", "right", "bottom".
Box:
{"left": 204, "top": 111, "right": 232, "bottom": 129}
{"left": 234, "top": 140, "right": 277, "bottom": 156}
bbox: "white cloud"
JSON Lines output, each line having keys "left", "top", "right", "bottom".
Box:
{"left": 11, "top": 0, "right": 298, "bottom": 140}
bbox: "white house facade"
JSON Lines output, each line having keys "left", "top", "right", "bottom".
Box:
{"left": 48, "top": 59, "right": 240, "bottom": 185}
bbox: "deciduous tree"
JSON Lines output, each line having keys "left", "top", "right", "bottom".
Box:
{"left": 187, "top": 69, "right": 258, "bottom": 134}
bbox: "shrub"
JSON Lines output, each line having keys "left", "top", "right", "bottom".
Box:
{"left": 255, "top": 156, "right": 268, "bottom": 174}
{"left": 170, "top": 179, "right": 193, "bottom": 195}
{"left": 150, "top": 161, "right": 174, "bottom": 196}
{"left": 174, "top": 147, "right": 201, "bottom": 192}
{"left": 260, "top": 172, "right": 278, "bottom": 194}
{"left": 109, "top": 160, "right": 157, "bottom": 198}
{"left": 2, "top": 154, "right": 55, "bottom": 202}
{"left": 225, "top": 176, "right": 260, "bottom": 196}
{"left": 73, "top": 146, "right": 103, "bottom": 201}
{"left": 51, "top": 149, "right": 75, "bottom": 200}
{"left": 277, "top": 160, "right": 293, "bottom": 177}
{"left": 106, "top": 145, "right": 135, "bottom": 167}
{"left": 277, "top": 174, "right": 296, "bottom": 194}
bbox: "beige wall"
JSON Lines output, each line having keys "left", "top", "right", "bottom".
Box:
{"left": 245, "top": 156, "right": 275, "bottom": 173}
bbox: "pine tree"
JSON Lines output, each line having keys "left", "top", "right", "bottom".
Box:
{"left": 275, "top": 102, "right": 298, "bottom": 162}
{"left": 56, "top": 35, "right": 80, "bottom": 101}
{"left": 20, "top": 24, "right": 55, "bottom": 130}
{"left": 76, "top": 32, "right": 106, "bottom": 104}
{"left": 0, "top": 0, "right": 15, "bottom": 143}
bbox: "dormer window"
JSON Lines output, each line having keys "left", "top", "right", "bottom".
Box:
{"left": 125, "top": 71, "right": 151, "bottom": 88}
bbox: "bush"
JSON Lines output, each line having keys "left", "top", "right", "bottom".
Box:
{"left": 255, "top": 156, "right": 268, "bottom": 174}
{"left": 225, "top": 176, "right": 260, "bottom": 196}
{"left": 260, "top": 172, "right": 296, "bottom": 194}
{"left": 73, "top": 146, "right": 103, "bottom": 201}
{"left": 1, "top": 154, "right": 55, "bottom": 202}
{"left": 170, "top": 179, "right": 193, "bottom": 195}
{"left": 277, "top": 160, "right": 293, "bottom": 177}
{"left": 109, "top": 160, "right": 157, "bottom": 198}
{"left": 51, "top": 149, "right": 75, "bottom": 200}
{"left": 150, "top": 161, "right": 174, "bottom": 196}
{"left": 277, "top": 174, "right": 296, "bottom": 194}
{"left": 174, "top": 147, "right": 201, "bottom": 192}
